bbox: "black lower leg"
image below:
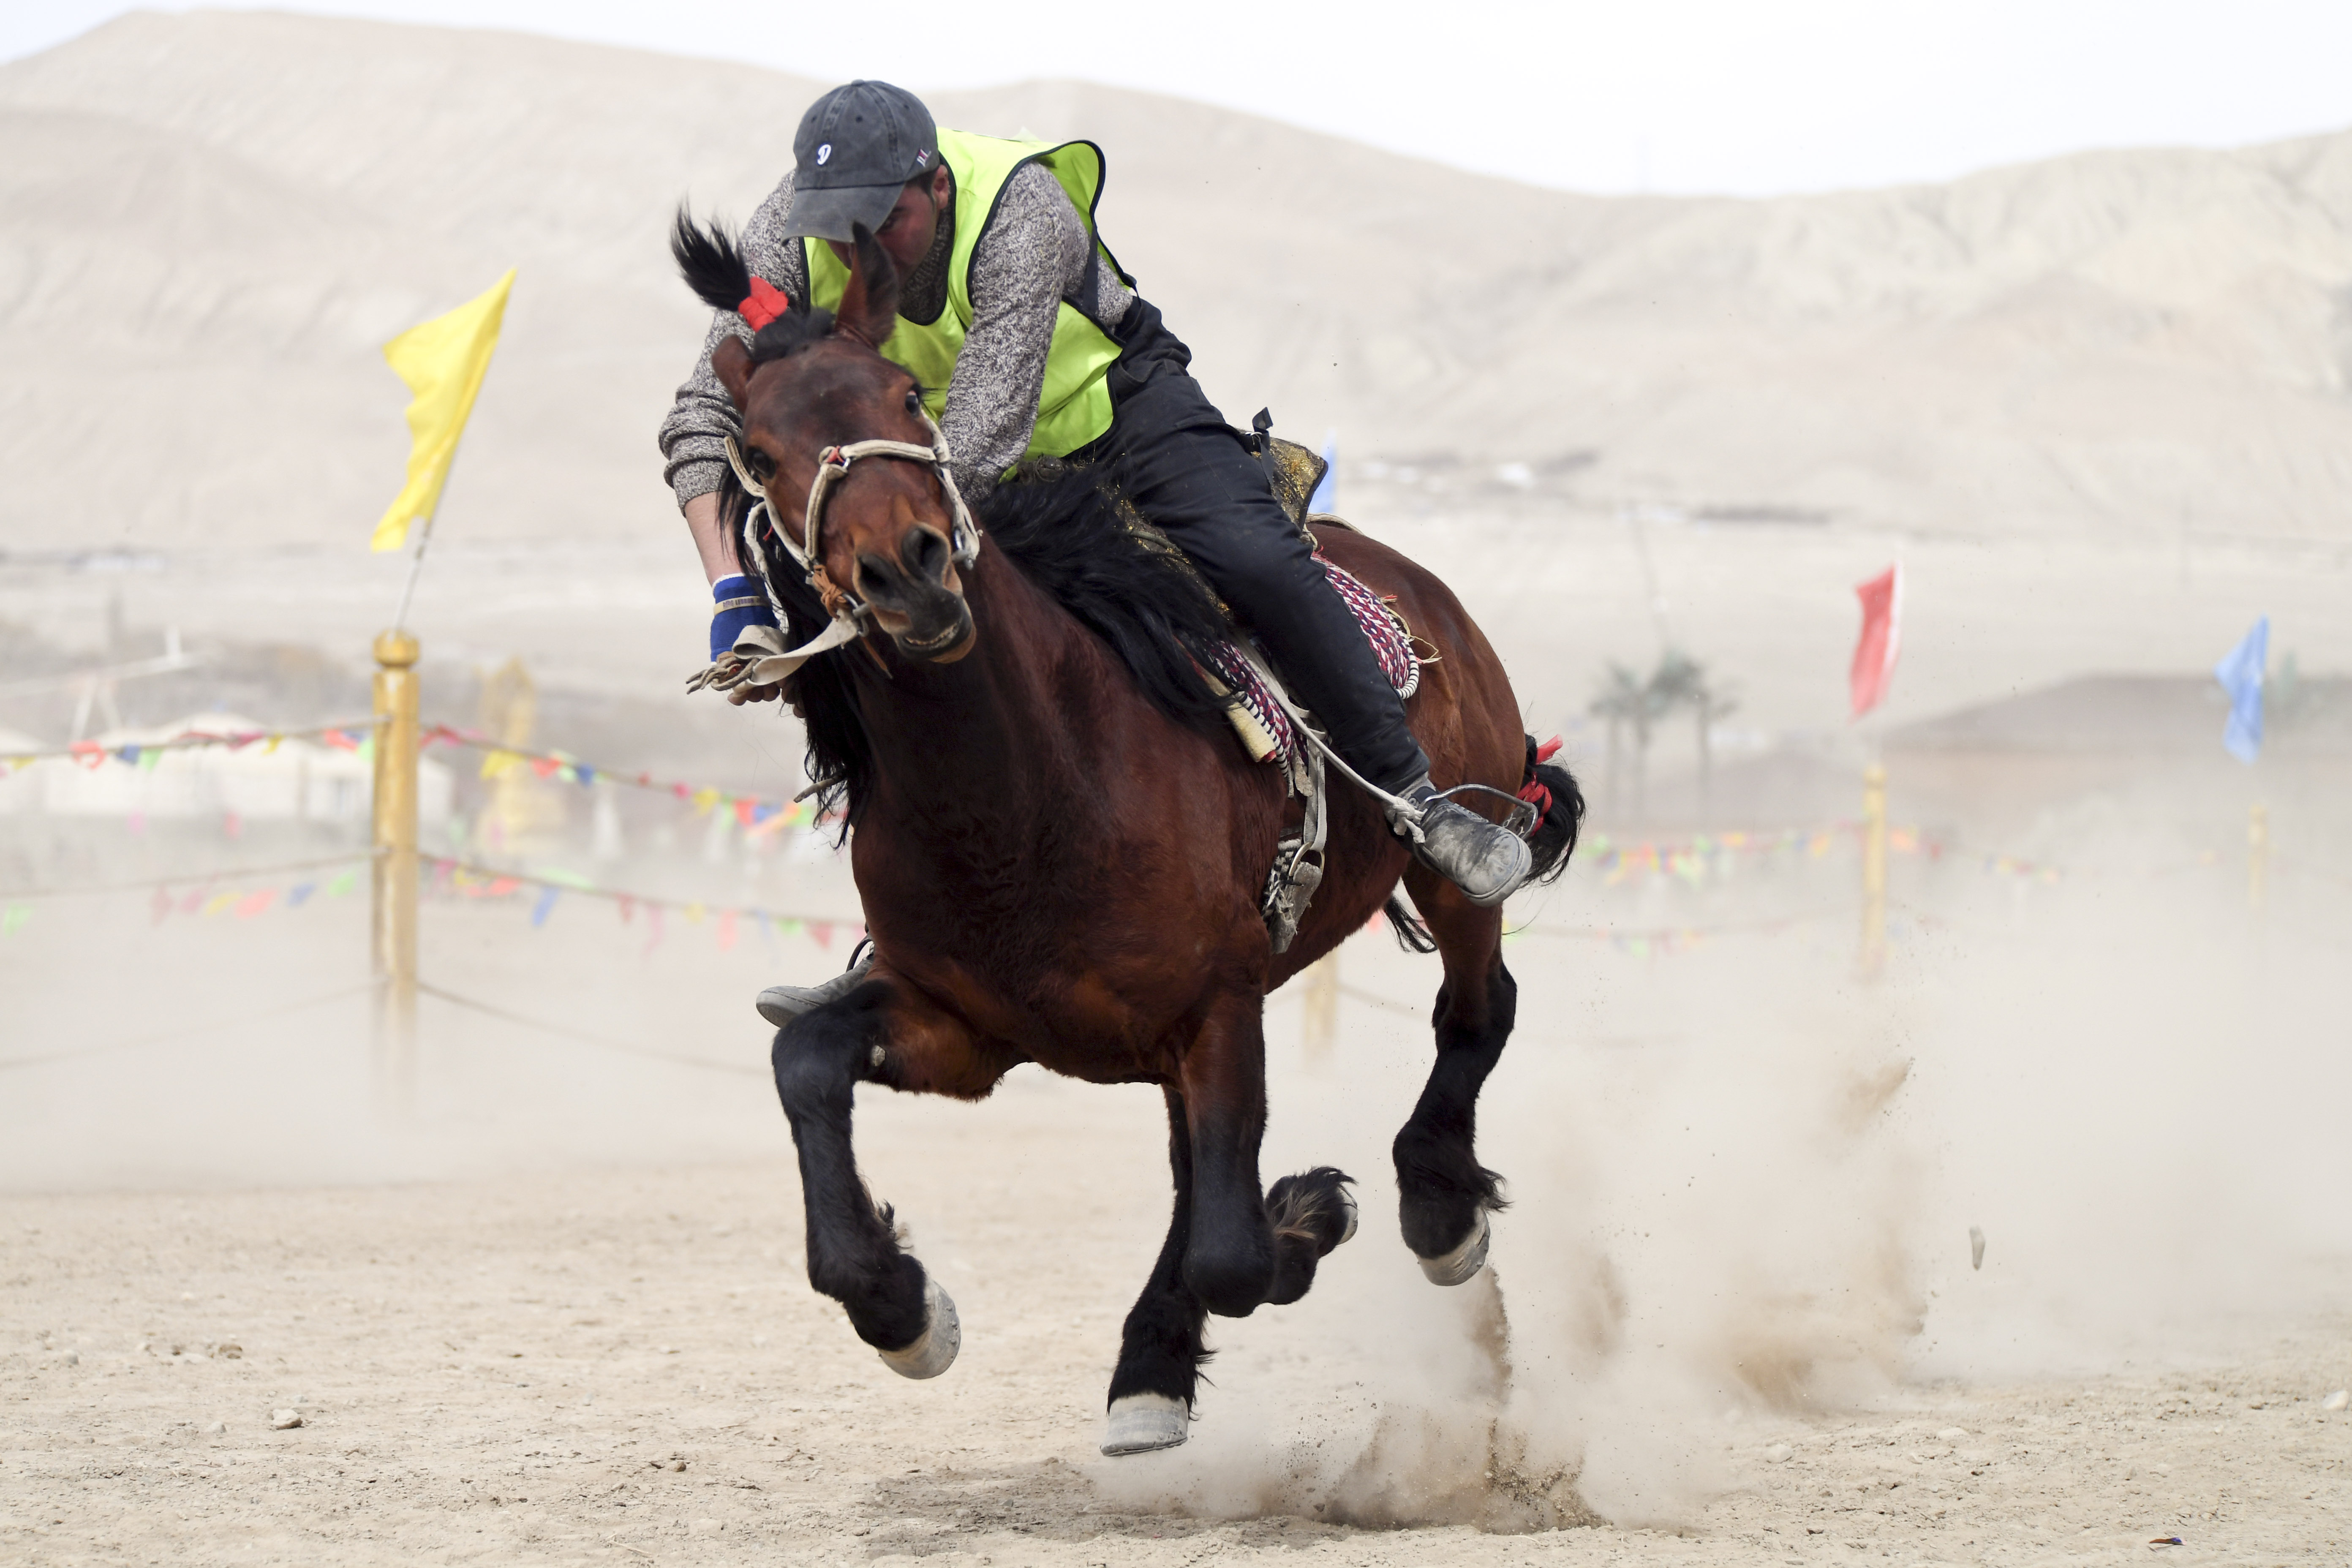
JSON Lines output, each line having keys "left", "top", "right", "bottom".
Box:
{"left": 1263, "top": 1166, "right": 1356, "bottom": 1307}
{"left": 1178, "top": 1010, "right": 1277, "bottom": 1318}
{"left": 1393, "top": 962, "right": 1517, "bottom": 1259}
{"left": 771, "top": 996, "right": 929, "bottom": 1353}
{"left": 1108, "top": 1089, "right": 1209, "bottom": 1408}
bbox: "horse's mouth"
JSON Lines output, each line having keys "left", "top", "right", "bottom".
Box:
{"left": 894, "top": 604, "right": 975, "bottom": 664}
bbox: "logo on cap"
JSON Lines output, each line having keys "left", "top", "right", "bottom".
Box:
{"left": 816, "top": 144, "right": 832, "bottom": 166}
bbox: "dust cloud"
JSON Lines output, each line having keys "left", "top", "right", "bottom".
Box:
{"left": 1084, "top": 815, "right": 2352, "bottom": 1530}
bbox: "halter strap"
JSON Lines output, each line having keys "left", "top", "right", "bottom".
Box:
{"left": 691, "top": 411, "right": 983, "bottom": 694}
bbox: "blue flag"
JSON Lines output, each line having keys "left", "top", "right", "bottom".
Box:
{"left": 1309, "top": 431, "right": 1337, "bottom": 514}
{"left": 2213, "top": 615, "right": 2268, "bottom": 764}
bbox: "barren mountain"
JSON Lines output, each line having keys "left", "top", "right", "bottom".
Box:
{"left": 4, "top": 10, "right": 2351, "bottom": 555}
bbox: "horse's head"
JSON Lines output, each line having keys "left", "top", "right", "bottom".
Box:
{"left": 675, "top": 212, "right": 975, "bottom": 665}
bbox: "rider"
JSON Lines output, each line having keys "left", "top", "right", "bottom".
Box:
{"left": 657, "top": 81, "right": 1532, "bottom": 1021}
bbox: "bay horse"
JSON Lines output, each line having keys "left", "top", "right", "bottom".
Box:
{"left": 673, "top": 217, "right": 1583, "bottom": 1454}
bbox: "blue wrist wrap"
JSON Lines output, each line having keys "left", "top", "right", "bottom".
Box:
{"left": 710, "top": 573, "right": 780, "bottom": 661}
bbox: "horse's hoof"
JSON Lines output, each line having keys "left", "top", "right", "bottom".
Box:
{"left": 1101, "top": 1393, "right": 1190, "bottom": 1456}
{"left": 1335, "top": 1184, "right": 1359, "bottom": 1247}
{"left": 876, "top": 1276, "right": 961, "bottom": 1380}
{"left": 1415, "top": 1208, "right": 1490, "bottom": 1286}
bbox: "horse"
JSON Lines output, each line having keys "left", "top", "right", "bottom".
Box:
{"left": 672, "top": 214, "right": 1584, "bottom": 1454}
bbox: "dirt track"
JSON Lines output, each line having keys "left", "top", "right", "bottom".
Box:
{"left": 8, "top": 1079, "right": 2350, "bottom": 1568}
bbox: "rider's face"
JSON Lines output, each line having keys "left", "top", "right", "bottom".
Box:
{"left": 827, "top": 166, "right": 950, "bottom": 282}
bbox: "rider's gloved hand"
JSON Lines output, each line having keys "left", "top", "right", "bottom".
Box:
{"left": 710, "top": 574, "right": 779, "bottom": 662}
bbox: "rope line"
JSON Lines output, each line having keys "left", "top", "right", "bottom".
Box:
{"left": 0, "top": 982, "right": 374, "bottom": 1073}
{"left": 3, "top": 851, "right": 376, "bottom": 901}
{"left": 1506, "top": 904, "right": 1856, "bottom": 941}
{"left": 421, "top": 855, "right": 858, "bottom": 932}
{"left": 415, "top": 981, "right": 765, "bottom": 1078}
{"left": 420, "top": 725, "right": 813, "bottom": 818}
{"left": 1, "top": 719, "right": 380, "bottom": 765}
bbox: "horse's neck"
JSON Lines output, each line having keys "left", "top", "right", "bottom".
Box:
{"left": 852, "top": 552, "right": 1092, "bottom": 825}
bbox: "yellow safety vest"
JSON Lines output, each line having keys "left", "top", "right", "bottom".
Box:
{"left": 802, "top": 127, "right": 1132, "bottom": 469}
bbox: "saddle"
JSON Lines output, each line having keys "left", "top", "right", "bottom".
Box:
{"left": 1098, "top": 435, "right": 1424, "bottom": 771}
{"left": 1113, "top": 430, "right": 1434, "bottom": 954}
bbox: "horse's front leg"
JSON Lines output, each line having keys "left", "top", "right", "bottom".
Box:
{"left": 770, "top": 967, "right": 1006, "bottom": 1378}
{"left": 1172, "top": 988, "right": 1356, "bottom": 1314}
{"left": 1174, "top": 992, "right": 1277, "bottom": 1318}
{"left": 1103, "top": 1087, "right": 1205, "bottom": 1455}
{"left": 1104, "top": 1076, "right": 1356, "bottom": 1457}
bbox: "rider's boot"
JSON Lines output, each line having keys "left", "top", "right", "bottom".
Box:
{"left": 1222, "top": 541, "right": 1533, "bottom": 908}
{"left": 1382, "top": 776, "right": 1533, "bottom": 909}
{"left": 756, "top": 941, "right": 876, "bottom": 1028}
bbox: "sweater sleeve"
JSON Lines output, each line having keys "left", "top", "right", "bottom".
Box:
{"left": 657, "top": 172, "right": 810, "bottom": 509}
{"left": 941, "top": 163, "right": 1132, "bottom": 498}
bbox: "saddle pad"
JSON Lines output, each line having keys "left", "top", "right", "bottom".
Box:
{"left": 1203, "top": 555, "right": 1420, "bottom": 769}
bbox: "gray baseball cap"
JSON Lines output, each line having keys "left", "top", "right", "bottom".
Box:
{"left": 783, "top": 81, "right": 940, "bottom": 243}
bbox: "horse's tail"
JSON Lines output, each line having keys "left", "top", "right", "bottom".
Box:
{"left": 1382, "top": 895, "right": 1437, "bottom": 953}
{"left": 1519, "top": 733, "right": 1585, "bottom": 884}
{"left": 671, "top": 204, "right": 754, "bottom": 313}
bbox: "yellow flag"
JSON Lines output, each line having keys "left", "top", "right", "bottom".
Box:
{"left": 373, "top": 269, "right": 515, "bottom": 552}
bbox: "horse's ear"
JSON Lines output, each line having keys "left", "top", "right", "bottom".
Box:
{"left": 711, "top": 335, "right": 754, "bottom": 409}
{"left": 833, "top": 222, "right": 899, "bottom": 349}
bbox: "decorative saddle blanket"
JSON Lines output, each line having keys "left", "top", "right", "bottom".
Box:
{"left": 1200, "top": 554, "right": 1421, "bottom": 771}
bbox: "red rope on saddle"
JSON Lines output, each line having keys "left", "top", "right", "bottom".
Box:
{"left": 738, "top": 277, "right": 792, "bottom": 331}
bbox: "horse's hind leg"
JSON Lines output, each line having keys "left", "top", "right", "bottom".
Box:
{"left": 1393, "top": 870, "right": 1514, "bottom": 1284}
{"left": 771, "top": 974, "right": 999, "bottom": 1377}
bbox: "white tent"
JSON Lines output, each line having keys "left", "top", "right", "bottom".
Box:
{"left": 0, "top": 726, "right": 46, "bottom": 815}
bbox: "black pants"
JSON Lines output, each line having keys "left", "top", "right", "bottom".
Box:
{"left": 1076, "top": 298, "right": 1429, "bottom": 791}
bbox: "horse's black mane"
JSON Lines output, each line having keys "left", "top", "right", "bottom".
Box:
{"left": 671, "top": 207, "right": 836, "bottom": 361}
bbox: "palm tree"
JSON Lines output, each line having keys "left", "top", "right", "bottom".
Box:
{"left": 1650, "top": 650, "right": 1738, "bottom": 803}
{"left": 1589, "top": 660, "right": 1664, "bottom": 819}
{"left": 1591, "top": 649, "right": 1735, "bottom": 818}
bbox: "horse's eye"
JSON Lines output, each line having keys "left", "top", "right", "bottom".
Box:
{"left": 904, "top": 390, "right": 920, "bottom": 414}
{"left": 746, "top": 448, "right": 773, "bottom": 482}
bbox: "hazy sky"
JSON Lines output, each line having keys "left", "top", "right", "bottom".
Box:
{"left": 6, "top": 1, "right": 2349, "bottom": 195}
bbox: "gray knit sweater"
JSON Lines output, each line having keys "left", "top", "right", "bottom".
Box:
{"left": 659, "top": 163, "right": 1136, "bottom": 507}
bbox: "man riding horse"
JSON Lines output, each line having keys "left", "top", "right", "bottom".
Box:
{"left": 658, "top": 80, "right": 1533, "bottom": 1021}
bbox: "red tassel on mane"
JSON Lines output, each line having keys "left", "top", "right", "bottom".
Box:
{"left": 739, "top": 277, "right": 792, "bottom": 331}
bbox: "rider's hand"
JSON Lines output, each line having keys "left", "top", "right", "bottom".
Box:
{"left": 710, "top": 574, "right": 780, "bottom": 662}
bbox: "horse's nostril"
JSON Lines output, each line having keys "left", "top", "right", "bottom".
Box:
{"left": 854, "top": 553, "right": 901, "bottom": 600}
{"left": 901, "top": 525, "right": 950, "bottom": 585}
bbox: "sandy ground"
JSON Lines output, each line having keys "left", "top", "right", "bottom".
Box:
{"left": 7, "top": 1078, "right": 2351, "bottom": 1567}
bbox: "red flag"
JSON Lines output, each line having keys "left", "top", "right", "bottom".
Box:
{"left": 1849, "top": 565, "right": 1902, "bottom": 717}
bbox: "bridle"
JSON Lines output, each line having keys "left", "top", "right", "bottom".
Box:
{"left": 694, "top": 409, "right": 983, "bottom": 691}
